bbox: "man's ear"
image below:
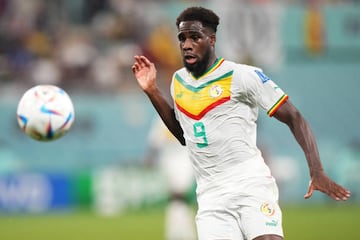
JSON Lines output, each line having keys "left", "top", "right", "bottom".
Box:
{"left": 209, "top": 34, "right": 216, "bottom": 46}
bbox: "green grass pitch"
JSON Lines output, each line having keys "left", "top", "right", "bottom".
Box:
{"left": 0, "top": 204, "right": 358, "bottom": 240}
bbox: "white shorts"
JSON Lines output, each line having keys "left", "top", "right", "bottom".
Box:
{"left": 195, "top": 178, "right": 283, "bottom": 240}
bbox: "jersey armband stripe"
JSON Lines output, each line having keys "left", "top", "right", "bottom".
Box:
{"left": 267, "top": 94, "right": 289, "bottom": 117}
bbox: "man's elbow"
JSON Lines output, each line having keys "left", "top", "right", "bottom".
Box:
{"left": 178, "top": 137, "right": 186, "bottom": 146}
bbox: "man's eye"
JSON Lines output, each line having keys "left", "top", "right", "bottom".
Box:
{"left": 178, "top": 35, "right": 186, "bottom": 42}
{"left": 191, "top": 35, "right": 200, "bottom": 41}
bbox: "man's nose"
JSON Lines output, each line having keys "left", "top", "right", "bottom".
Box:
{"left": 182, "top": 38, "right": 193, "bottom": 49}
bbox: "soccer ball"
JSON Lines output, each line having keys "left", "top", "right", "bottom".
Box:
{"left": 17, "top": 85, "right": 75, "bottom": 141}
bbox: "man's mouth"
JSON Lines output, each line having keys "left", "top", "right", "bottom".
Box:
{"left": 184, "top": 55, "right": 197, "bottom": 65}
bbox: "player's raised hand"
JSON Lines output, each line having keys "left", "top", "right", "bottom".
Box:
{"left": 304, "top": 171, "right": 351, "bottom": 201}
{"left": 132, "top": 55, "right": 157, "bottom": 93}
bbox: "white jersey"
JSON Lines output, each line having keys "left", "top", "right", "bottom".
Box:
{"left": 171, "top": 58, "right": 288, "bottom": 206}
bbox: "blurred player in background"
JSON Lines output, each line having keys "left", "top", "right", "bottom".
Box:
{"left": 132, "top": 6, "right": 351, "bottom": 240}
{"left": 145, "top": 116, "right": 196, "bottom": 240}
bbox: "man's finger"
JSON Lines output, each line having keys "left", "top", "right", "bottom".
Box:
{"left": 304, "top": 186, "right": 314, "bottom": 199}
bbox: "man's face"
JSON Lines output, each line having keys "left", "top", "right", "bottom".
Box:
{"left": 177, "top": 21, "right": 215, "bottom": 77}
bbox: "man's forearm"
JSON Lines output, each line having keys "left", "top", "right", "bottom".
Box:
{"left": 146, "top": 89, "right": 186, "bottom": 145}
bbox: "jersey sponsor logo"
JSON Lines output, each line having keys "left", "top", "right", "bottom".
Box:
{"left": 260, "top": 202, "right": 276, "bottom": 216}
{"left": 265, "top": 220, "right": 279, "bottom": 227}
{"left": 176, "top": 91, "right": 184, "bottom": 99}
{"left": 255, "top": 70, "right": 270, "bottom": 83}
{"left": 173, "top": 71, "right": 233, "bottom": 120}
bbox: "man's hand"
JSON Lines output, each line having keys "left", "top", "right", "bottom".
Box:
{"left": 132, "top": 55, "right": 157, "bottom": 93}
{"left": 304, "top": 171, "right": 351, "bottom": 201}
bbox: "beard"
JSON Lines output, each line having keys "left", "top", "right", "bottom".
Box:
{"left": 183, "top": 48, "right": 211, "bottom": 78}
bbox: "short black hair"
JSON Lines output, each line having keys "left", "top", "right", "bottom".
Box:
{"left": 176, "top": 7, "right": 220, "bottom": 33}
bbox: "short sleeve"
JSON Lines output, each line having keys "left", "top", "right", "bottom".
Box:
{"left": 242, "top": 67, "right": 288, "bottom": 117}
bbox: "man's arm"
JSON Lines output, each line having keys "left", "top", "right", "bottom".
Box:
{"left": 273, "top": 100, "right": 351, "bottom": 201}
{"left": 132, "top": 55, "right": 185, "bottom": 145}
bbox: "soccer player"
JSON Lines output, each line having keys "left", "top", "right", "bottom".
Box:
{"left": 145, "top": 116, "right": 196, "bottom": 240}
{"left": 132, "top": 6, "right": 351, "bottom": 240}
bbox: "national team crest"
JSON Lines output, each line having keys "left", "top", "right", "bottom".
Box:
{"left": 260, "top": 202, "right": 276, "bottom": 216}
{"left": 209, "top": 85, "right": 223, "bottom": 98}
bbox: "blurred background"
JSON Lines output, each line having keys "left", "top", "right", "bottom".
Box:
{"left": 0, "top": 0, "right": 359, "bottom": 239}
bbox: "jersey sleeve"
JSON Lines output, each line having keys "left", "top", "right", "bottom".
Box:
{"left": 242, "top": 67, "right": 288, "bottom": 117}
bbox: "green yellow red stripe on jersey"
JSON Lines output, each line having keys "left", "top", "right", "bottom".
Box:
{"left": 267, "top": 94, "right": 288, "bottom": 117}
{"left": 174, "top": 69, "right": 233, "bottom": 120}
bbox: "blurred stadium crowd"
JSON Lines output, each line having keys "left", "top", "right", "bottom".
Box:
{"left": 0, "top": 0, "right": 359, "bottom": 95}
